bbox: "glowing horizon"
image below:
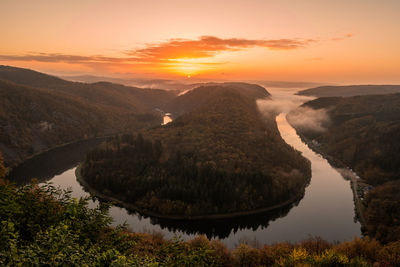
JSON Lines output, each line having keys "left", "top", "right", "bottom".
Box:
{"left": 1, "top": 0, "right": 400, "bottom": 84}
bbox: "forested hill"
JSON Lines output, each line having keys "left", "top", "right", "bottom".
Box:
{"left": 293, "top": 93, "right": 400, "bottom": 185}
{"left": 289, "top": 93, "right": 400, "bottom": 243}
{"left": 165, "top": 82, "right": 270, "bottom": 116}
{"left": 0, "top": 65, "right": 178, "bottom": 166}
{"left": 0, "top": 65, "right": 176, "bottom": 112}
{"left": 0, "top": 79, "right": 161, "bottom": 166}
{"left": 81, "top": 85, "right": 311, "bottom": 218}
{"left": 297, "top": 84, "right": 400, "bottom": 97}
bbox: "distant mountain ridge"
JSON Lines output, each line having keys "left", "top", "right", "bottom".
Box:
{"left": 297, "top": 84, "right": 400, "bottom": 97}
{"left": 63, "top": 74, "right": 322, "bottom": 92}
{"left": 0, "top": 65, "right": 176, "bottom": 113}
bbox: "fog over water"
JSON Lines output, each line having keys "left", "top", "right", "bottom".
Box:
{"left": 11, "top": 87, "right": 361, "bottom": 249}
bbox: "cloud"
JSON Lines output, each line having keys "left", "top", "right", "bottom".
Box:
{"left": 0, "top": 36, "right": 316, "bottom": 68}
{"left": 286, "top": 106, "right": 330, "bottom": 133}
{"left": 0, "top": 53, "right": 132, "bottom": 64}
{"left": 331, "top": 33, "right": 354, "bottom": 41}
{"left": 126, "top": 36, "right": 316, "bottom": 62}
{"left": 0, "top": 34, "right": 352, "bottom": 70}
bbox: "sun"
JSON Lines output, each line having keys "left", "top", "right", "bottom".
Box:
{"left": 173, "top": 61, "right": 201, "bottom": 76}
{"left": 164, "top": 57, "right": 215, "bottom": 77}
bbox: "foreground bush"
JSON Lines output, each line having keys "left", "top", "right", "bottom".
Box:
{"left": 1, "top": 179, "right": 400, "bottom": 266}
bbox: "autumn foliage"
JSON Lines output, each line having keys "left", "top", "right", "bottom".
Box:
{"left": 81, "top": 87, "right": 311, "bottom": 217}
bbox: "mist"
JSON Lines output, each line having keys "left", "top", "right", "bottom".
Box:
{"left": 256, "top": 87, "right": 312, "bottom": 113}
{"left": 287, "top": 106, "right": 330, "bottom": 133}
{"left": 257, "top": 88, "right": 330, "bottom": 133}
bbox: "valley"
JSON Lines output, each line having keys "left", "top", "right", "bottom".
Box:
{"left": 8, "top": 99, "right": 361, "bottom": 248}
{"left": 2, "top": 1, "right": 400, "bottom": 264}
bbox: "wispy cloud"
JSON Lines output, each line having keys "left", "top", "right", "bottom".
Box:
{"left": 0, "top": 53, "right": 131, "bottom": 64}
{"left": 331, "top": 33, "right": 354, "bottom": 41}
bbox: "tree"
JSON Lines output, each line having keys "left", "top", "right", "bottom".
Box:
{"left": 0, "top": 151, "right": 6, "bottom": 179}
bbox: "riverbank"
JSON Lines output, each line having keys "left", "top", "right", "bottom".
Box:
{"left": 6, "top": 136, "right": 116, "bottom": 185}
{"left": 288, "top": 122, "right": 367, "bottom": 229}
{"left": 5, "top": 135, "right": 114, "bottom": 174}
{"left": 76, "top": 164, "right": 309, "bottom": 221}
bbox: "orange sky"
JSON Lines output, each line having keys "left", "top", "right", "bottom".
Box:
{"left": 1, "top": 0, "right": 399, "bottom": 83}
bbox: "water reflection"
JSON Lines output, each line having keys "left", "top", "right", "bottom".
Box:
{"left": 146, "top": 198, "right": 301, "bottom": 239}
{"left": 162, "top": 114, "right": 173, "bottom": 125}
{"left": 84, "top": 186, "right": 304, "bottom": 240}
{"left": 8, "top": 138, "right": 107, "bottom": 185}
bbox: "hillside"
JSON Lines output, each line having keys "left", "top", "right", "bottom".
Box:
{"left": 0, "top": 65, "right": 179, "bottom": 166}
{"left": 164, "top": 82, "right": 270, "bottom": 116}
{"left": 288, "top": 94, "right": 400, "bottom": 243}
{"left": 80, "top": 85, "right": 310, "bottom": 218}
{"left": 0, "top": 65, "right": 176, "bottom": 113}
{"left": 0, "top": 79, "right": 162, "bottom": 166}
{"left": 297, "top": 85, "right": 400, "bottom": 97}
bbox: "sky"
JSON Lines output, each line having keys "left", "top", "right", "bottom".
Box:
{"left": 0, "top": 0, "right": 399, "bottom": 83}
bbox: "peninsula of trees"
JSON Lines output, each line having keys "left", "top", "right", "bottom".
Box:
{"left": 80, "top": 85, "right": 311, "bottom": 218}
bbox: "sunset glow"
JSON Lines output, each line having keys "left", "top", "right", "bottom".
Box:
{"left": 2, "top": 0, "right": 400, "bottom": 260}
{"left": 1, "top": 0, "right": 400, "bottom": 83}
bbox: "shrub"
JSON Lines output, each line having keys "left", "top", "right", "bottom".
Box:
{"left": 232, "top": 244, "right": 260, "bottom": 267}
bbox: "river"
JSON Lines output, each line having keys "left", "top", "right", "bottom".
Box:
{"left": 9, "top": 90, "right": 361, "bottom": 249}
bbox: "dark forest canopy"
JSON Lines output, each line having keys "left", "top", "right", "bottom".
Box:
{"left": 0, "top": 66, "right": 177, "bottom": 166}
{"left": 292, "top": 93, "right": 400, "bottom": 185}
{"left": 297, "top": 84, "right": 400, "bottom": 98}
{"left": 289, "top": 93, "right": 400, "bottom": 243}
{"left": 81, "top": 85, "right": 311, "bottom": 218}
{"left": 164, "top": 83, "right": 271, "bottom": 117}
